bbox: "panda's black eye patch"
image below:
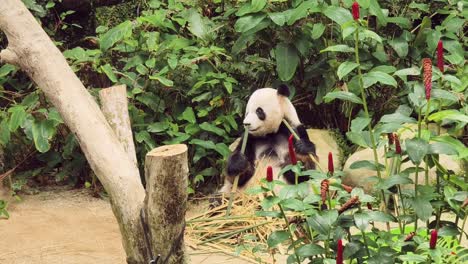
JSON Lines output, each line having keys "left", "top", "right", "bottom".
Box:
{"left": 256, "top": 107, "right": 266, "bottom": 120}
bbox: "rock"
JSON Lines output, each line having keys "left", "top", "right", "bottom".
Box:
{"left": 342, "top": 147, "right": 462, "bottom": 193}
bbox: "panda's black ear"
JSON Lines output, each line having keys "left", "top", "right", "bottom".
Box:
{"left": 277, "top": 84, "right": 290, "bottom": 97}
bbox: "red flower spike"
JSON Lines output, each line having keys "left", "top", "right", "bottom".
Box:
{"left": 388, "top": 133, "right": 394, "bottom": 145}
{"left": 336, "top": 239, "right": 343, "bottom": 264}
{"left": 367, "top": 203, "right": 373, "bottom": 210}
{"left": 328, "top": 152, "right": 334, "bottom": 175}
{"left": 266, "top": 166, "right": 273, "bottom": 182}
{"left": 394, "top": 134, "right": 401, "bottom": 154}
{"left": 352, "top": 1, "right": 360, "bottom": 20}
{"left": 288, "top": 134, "right": 297, "bottom": 165}
{"left": 422, "top": 58, "right": 432, "bottom": 100}
{"left": 437, "top": 40, "right": 444, "bottom": 73}
{"left": 321, "top": 179, "right": 330, "bottom": 203}
{"left": 404, "top": 232, "right": 416, "bottom": 242}
{"left": 430, "top": 229, "right": 438, "bottom": 249}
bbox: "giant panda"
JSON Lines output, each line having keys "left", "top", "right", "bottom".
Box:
{"left": 219, "top": 85, "right": 317, "bottom": 194}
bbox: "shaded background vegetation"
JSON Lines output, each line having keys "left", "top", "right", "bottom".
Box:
{"left": 0, "top": 0, "right": 466, "bottom": 196}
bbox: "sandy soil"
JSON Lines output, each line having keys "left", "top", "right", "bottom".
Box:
{"left": 0, "top": 187, "right": 251, "bottom": 264}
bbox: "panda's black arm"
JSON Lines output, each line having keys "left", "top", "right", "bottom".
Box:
{"left": 226, "top": 136, "right": 256, "bottom": 187}
{"left": 293, "top": 124, "right": 316, "bottom": 155}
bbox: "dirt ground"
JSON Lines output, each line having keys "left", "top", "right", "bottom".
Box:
{"left": 0, "top": 187, "right": 251, "bottom": 264}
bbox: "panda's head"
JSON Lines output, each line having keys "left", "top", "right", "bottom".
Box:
{"left": 243, "top": 85, "right": 299, "bottom": 137}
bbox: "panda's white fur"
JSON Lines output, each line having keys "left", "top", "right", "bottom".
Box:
{"left": 220, "top": 86, "right": 315, "bottom": 194}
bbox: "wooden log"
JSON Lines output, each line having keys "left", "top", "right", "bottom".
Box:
{"left": 99, "top": 85, "right": 138, "bottom": 167}
{"left": 144, "top": 144, "right": 188, "bottom": 264}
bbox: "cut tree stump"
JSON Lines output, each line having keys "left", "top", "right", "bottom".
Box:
{"left": 144, "top": 144, "right": 188, "bottom": 264}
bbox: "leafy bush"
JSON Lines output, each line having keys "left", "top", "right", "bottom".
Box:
{"left": 0, "top": 0, "right": 466, "bottom": 196}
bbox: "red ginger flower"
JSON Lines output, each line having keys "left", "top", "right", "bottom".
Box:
{"left": 422, "top": 58, "right": 432, "bottom": 100}
{"left": 341, "top": 184, "right": 353, "bottom": 193}
{"left": 336, "top": 239, "right": 343, "bottom": 264}
{"left": 321, "top": 179, "right": 330, "bottom": 203}
{"left": 352, "top": 1, "right": 360, "bottom": 20}
{"left": 404, "top": 231, "right": 416, "bottom": 242}
{"left": 266, "top": 166, "right": 273, "bottom": 182}
{"left": 288, "top": 134, "right": 297, "bottom": 165}
{"left": 437, "top": 40, "right": 444, "bottom": 73}
{"left": 430, "top": 229, "right": 438, "bottom": 249}
{"left": 394, "top": 134, "right": 401, "bottom": 154}
{"left": 388, "top": 133, "right": 394, "bottom": 145}
{"left": 328, "top": 152, "right": 334, "bottom": 175}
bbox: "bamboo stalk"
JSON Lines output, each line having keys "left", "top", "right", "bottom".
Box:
{"left": 226, "top": 127, "right": 249, "bottom": 216}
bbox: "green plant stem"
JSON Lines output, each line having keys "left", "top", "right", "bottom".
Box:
{"left": 358, "top": 208, "right": 371, "bottom": 259}
{"left": 354, "top": 24, "right": 388, "bottom": 228}
{"left": 226, "top": 127, "right": 249, "bottom": 216}
{"left": 459, "top": 211, "right": 467, "bottom": 244}
{"left": 272, "top": 190, "right": 301, "bottom": 264}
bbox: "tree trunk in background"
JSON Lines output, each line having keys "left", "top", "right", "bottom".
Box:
{"left": 99, "top": 85, "right": 138, "bottom": 167}
{"left": 144, "top": 145, "right": 189, "bottom": 264}
{"left": 0, "top": 1, "right": 147, "bottom": 262}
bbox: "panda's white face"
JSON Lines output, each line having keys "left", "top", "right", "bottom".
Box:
{"left": 243, "top": 88, "right": 284, "bottom": 137}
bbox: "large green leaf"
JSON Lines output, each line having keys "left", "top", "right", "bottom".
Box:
{"left": 354, "top": 212, "right": 371, "bottom": 231}
{"left": 428, "top": 110, "right": 468, "bottom": 123}
{"left": 323, "top": 91, "right": 363, "bottom": 104}
{"left": 405, "top": 138, "right": 429, "bottom": 164}
{"left": 307, "top": 210, "right": 338, "bottom": 235}
{"left": 367, "top": 211, "right": 396, "bottom": 222}
{"left": 388, "top": 38, "right": 408, "bottom": 58}
{"left": 346, "top": 131, "right": 369, "bottom": 148}
{"left": 287, "top": 0, "right": 319, "bottom": 25}
{"left": 337, "top": 62, "right": 359, "bottom": 80}
{"left": 199, "top": 122, "right": 225, "bottom": 136}
{"left": 320, "top": 44, "right": 354, "bottom": 53}
{"left": 100, "top": 21, "right": 133, "bottom": 51}
{"left": 149, "top": 75, "right": 174, "bottom": 87}
{"left": 351, "top": 117, "right": 370, "bottom": 132}
{"left": 379, "top": 112, "right": 416, "bottom": 124}
{"left": 350, "top": 160, "right": 385, "bottom": 171}
{"left": 181, "top": 107, "right": 196, "bottom": 124}
{"left": 0, "top": 119, "right": 11, "bottom": 146}
{"left": 369, "top": 0, "right": 387, "bottom": 25}
{"left": 100, "top": 64, "right": 118, "bottom": 83}
{"left": 411, "top": 196, "right": 433, "bottom": 221}
{"left": 311, "top": 23, "right": 326, "bottom": 39}
{"left": 234, "top": 13, "right": 266, "bottom": 33}
{"left": 398, "top": 254, "right": 427, "bottom": 263}
{"left": 296, "top": 244, "right": 325, "bottom": 257}
{"left": 275, "top": 43, "right": 299, "bottom": 81}
{"left": 362, "top": 71, "right": 397, "bottom": 88}
{"left": 376, "top": 174, "right": 413, "bottom": 190}
{"left": 236, "top": 0, "right": 267, "bottom": 16}
{"left": 186, "top": 9, "right": 209, "bottom": 39}
{"left": 267, "top": 230, "right": 290, "bottom": 248}
{"left": 393, "top": 67, "right": 420, "bottom": 77}
{"left": 32, "top": 120, "right": 55, "bottom": 153}
{"left": 8, "top": 106, "right": 26, "bottom": 132}
{"left": 0, "top": 64, "right": 16, "bottom": 77}
{"left": 323, "top": 6, "right": 353, "bottom": 25}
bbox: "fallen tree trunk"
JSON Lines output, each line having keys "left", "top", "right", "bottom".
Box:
{"left": 0, "top": 1, "right": 146, "bottom": 262}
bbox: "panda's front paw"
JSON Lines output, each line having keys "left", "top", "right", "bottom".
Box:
{"left": 294, "top": 139, "right": 316, "bottom": 155}
{"left": 226, "top": 152, "right": 249, "bottom": 176}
